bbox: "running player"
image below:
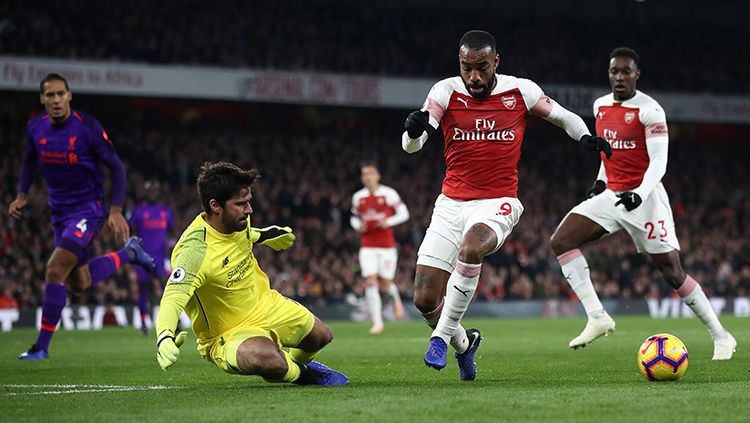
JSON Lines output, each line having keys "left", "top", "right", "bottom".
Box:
{"left": 11, "top": 74, "right": 155, "bottom": 359}
{"left": 402, "top": 30, "right": 612, "bottom": 380}
{"left": 350, "top": 161, "right": 410, "bottom": 334}
{"left": 549, "top": 47, "right": 736, "bottom": 359}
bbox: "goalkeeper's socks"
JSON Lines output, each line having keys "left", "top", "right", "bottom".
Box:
{"left": 290, "top": 347, "right": 320, "bottom": 364}
{"left": 88, "top": 250, "right": 131, "bottom": 286}
{"left": 35, "top": 283, "right": 68, "bottom": 352}
{"left": 431, "top": 261, "right": 481, "bottom": 345}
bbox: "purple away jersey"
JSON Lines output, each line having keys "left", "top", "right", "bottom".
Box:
{"left": 129, "top": 203, "right": 175, "bottom": 278}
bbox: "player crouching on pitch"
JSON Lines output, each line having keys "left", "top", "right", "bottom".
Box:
{"left": 155, "top": 161, "right": 348, "bottom": 386}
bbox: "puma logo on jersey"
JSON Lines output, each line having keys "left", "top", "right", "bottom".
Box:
{"left": 457, "top": 97, "right": 468, "bottom": 108}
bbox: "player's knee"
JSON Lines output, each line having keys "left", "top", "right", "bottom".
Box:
{"left": 238, "top": 348, "right": 287, "bottom": 377}
{"left": 45, "top": 263, "right": 71, "bottom": 283}
{"left": 413, "top": 292, "right": 439, "bottom": 313}
{"left": 659, "top": 264, "right": 685, "bottom": 288}
{"left": 549, "top": 232, "right": 572, "bottom": 256}
{"left": 457, "top": 243, "right": 484, "bottom": 263}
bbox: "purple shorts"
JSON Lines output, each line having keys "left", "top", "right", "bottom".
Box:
{"left": 52, "top": 201, "right": 108, "bottom": 265}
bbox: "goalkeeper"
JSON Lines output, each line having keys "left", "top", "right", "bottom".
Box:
{"left": 155, "top": 161, "right": 348, "bottom": 386}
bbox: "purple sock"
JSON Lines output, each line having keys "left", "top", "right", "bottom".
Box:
{"left": 35, "top": 283, "right": 68, "bottom": 352}
{"left": 88, "top": 250, "right": 131, "bottom": 287}
{"left": 137, "top": 287, "right": 150, "bottom": 328}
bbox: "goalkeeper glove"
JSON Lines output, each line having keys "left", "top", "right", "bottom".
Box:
{"left": 404, "top": 110, "right": 435, "bottom": 139}
{"left": 615, "top": 191, "right": 643, "bottom": 211}
{"left": 157, "top": 329, "right": 187, "bottom": 371}
{"left": 250, "top": 225, "right": 296, "bottom": 251}
{"left": 586, "top": 180, "right": 607, "bottom": 199}
{"left": 580, "top": 135, "right": 612, "bottom": 159}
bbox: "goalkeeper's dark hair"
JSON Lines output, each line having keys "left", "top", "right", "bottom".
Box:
{"left": 39, "top": 73, "right": 70, "bottom": 93}
{"left": 610, "top": 47, "right": 640, "bottom": 68}
{"left": 459, "top": 30, "right": 496, "bottom": 52}
{"left": 197, "top": 161, "right": 260, "bottom": 214}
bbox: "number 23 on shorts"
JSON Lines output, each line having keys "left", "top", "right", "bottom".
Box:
{"left": 644, "top": 220, "right": 667, "bottom": 240}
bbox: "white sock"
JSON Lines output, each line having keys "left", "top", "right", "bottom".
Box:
{"left": 387, "top": 282, "right": 402, "bottom": 306}
{"left": 431, "top": 261, "right": 481, "bottom": 346}
{"left": 365, "top": 285, "right": 383, "bottom": 326}
{"left": 678, "top": 275, "right": 724, "bottom": 339}
{"left": 421, "top": 299, "right": 469, "bottom": 354}
{"left": 557, "top": 249, "right": 603, "bottom": 315}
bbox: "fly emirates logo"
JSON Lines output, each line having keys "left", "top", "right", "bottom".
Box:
{"left": 452, "top": 118, "right": 515, "bottom": 142}
{"left": 603, "top": 129, "right": 636, "bottom": 149}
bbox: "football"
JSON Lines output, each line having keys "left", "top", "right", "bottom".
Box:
{"left": 637, "top": 333, "right": 689, "bottom": 381}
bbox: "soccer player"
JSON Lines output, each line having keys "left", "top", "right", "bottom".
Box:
{"left": 549, "top": 47, "right": 737, "bottom": 359}
{"left": 129, "top": 180, "right": 176, "bottom": 335}
{"left": 402, "top": 30, "right": 612, "bottom": 380}
{"left": 350, "top": 161, "right": 410, "bottom": 334}
{"left": 155, "top": 162, "right": 348, "bottom": 386}
{"left": 10, "top": 74, "right": 156, "bottom": 360}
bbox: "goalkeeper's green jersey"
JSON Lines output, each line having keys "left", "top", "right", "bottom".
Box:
{"left": 156, "top": 213, "right": 271, "bottom": 342}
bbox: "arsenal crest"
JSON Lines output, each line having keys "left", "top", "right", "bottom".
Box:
{"left": 501, "top": 95, "right": 516, "bottom": 110}
{"left": 624, "top": 111, "right": 636, "bottom": 124}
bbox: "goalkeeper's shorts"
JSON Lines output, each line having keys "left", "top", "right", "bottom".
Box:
{"left": 200, "top": 290, "right": 315, "bottom": 374}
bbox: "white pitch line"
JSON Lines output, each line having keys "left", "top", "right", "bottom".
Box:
{"left": 4, "top": 384, "right": 179, "bottom": 396}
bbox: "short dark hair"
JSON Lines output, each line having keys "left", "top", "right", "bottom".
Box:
{"left": 197, "top": 161, "right": 260, "bottom": 214}
{"left": 359, "top": 160, "right": 378, "bottom": 170}
{"left": 39, "top": 73, "right": 70, "bottom": 93}
{"left": 610, "top": 47, "right": 640, "bottom": 68}
{"left": 459, "top": 30, "right": 496, "bottom": 52}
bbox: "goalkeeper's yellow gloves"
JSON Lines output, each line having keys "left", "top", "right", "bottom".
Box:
{"left": 250, "top": 225, "right": 296, "bottom": 251}
{"left": 157, "top": 329, "right": 187, "bottom": 371}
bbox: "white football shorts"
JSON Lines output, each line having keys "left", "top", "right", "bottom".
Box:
{"left": 417, "top": 194, "right": 524, "bottom": 273}
{"left": 565, "top": 182, "right": 680, "bottom": 254}
{"left": 359, "top": 247, "right": 398, "bottom": 280}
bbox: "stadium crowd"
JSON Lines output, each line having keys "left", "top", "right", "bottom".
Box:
{"left": 1, "top": 0, "right": 748, "bottom": 94}
{"left": 1, "top": 107, "right": 749, "bottom": 311}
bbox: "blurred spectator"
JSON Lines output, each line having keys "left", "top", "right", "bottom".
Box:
{"left": 0, "top": 0, "right": 748, "bottom": 94}
{"left": 0, "top": 104, "right": 748, "bottom": 309}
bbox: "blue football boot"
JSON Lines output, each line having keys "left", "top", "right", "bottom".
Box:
{"left": 295, "top": 361, "right": 349, "bottom": 386}
{"left": 125, "top": 236, "right": 157, "bottom": 274}
{"left": 455, "top": 328, "right": 483, "bottom": 381}
{"left": 18, "top": 344, "right": 48, "bottom": 360}
{"left": 424, "top": 337, "right": 448, "bottom": 370}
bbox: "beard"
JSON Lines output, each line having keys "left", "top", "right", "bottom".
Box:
{"left": 222, "top": 212, "right": 248, "bottom": 233}
{"left": 465, "top": 73, "right": 496, "bottom": 98}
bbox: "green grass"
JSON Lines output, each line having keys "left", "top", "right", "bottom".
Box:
{"left": 1, "top": 316, "right": 748, "bottom": 422}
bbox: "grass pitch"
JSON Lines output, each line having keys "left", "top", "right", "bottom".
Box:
{"left": 1, "top": 316, "right": 747, "bottom": 422}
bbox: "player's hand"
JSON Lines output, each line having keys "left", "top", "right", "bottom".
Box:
{"left": 580, "top": 135, "right": 612, "bottom": 159}
{"left": 404, "top": 110, "right": 435, "bottom": 139}
{"left": 615, "top": 192, "right": 642, "bottom": 211}
{"left": 376, "top": 219, "right": 389, "bottom": 229}
{"left": 8, "top": 194, "right": 27, "bottom": 219}
{"left": 250, "top": 226, "right": 296, "bottom": 251}
{"left": 107, "top": 206, "right": 130, "bottom": 243}
{"left": 157, "top": 329, "right": 187, "bottom": 371}
{"left": 586, "top": 180, "right": 607, "bottom": 199}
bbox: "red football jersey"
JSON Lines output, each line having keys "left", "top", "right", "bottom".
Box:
{"left": 351, "top": 185, "right": 403, "bottom": 248}
{"left": 422, "top": 75, "right": 545, "bottom": 200}
{"left": 594, "top": 91, "right": 669, "bottom": 191}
